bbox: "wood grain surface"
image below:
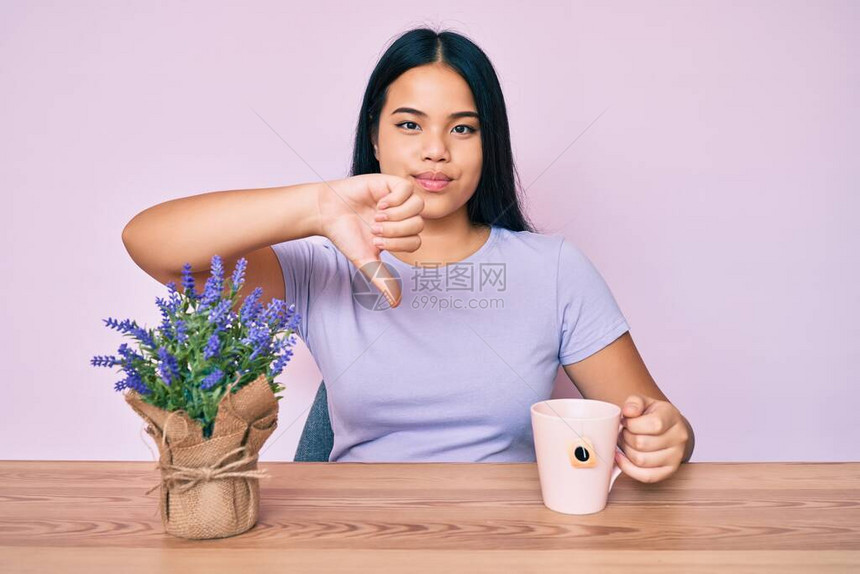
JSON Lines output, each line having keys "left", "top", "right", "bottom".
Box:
{"left": 1, "top": 461, "right": 858, "bottom": 572}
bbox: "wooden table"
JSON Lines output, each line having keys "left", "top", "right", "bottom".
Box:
{"left": 1, "top": 461, "right": 858, "bottom": 572}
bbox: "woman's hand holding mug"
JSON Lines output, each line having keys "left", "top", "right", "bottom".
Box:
{"left": 615, "top": 394, "right": 691, "bottom": 483}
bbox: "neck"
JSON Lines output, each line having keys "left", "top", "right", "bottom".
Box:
{"left": 390, "top": 209, "right": 490, "bottom": 267}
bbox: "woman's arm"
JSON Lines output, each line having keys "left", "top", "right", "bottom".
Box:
{"left": 122, "top": 181, "right": 322, "bottom": 276}
{"left": 562, "top": 331, "right": 695, "bottom": 480}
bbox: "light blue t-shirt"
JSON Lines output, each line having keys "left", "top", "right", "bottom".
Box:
{"left": 271, "top": 225, "right": 630, "bottom": 462}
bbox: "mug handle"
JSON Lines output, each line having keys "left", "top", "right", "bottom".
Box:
{"left": 609, "top": 422, "right": 624, "bottom": 491}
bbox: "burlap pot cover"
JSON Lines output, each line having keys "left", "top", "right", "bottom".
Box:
{"left": 125, "top": 373, "right": 279, "bottom": 539}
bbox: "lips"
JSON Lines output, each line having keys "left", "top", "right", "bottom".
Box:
{"left": 413, "top": 175, "right": 451, "bottom": 192}
{"left": 414, "top": 171, "right": 452, "bottom": 181}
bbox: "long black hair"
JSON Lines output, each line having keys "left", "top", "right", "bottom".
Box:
{"left": 350, "top": 26, "right": 537, "bottom": 233}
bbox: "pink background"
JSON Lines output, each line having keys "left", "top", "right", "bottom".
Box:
{"left": 2, "top": 1, "right": 856, "bottom": 462}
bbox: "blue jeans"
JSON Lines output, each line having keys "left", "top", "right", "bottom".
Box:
{"left": 293, "top": 380, "right": 334, "bottom": 462}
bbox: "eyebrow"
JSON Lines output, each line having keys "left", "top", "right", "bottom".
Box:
{"left": 390, "top": 107, "right": 479, "bottom": 120}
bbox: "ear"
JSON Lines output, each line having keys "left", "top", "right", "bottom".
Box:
{"left": 370, "top": 120, "right": 379, "bottom": 161}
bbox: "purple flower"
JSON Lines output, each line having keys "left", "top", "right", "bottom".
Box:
{"left": 267, "top": 336, "right": 296, "bottom": 379}
{"left": 207, "top": 298, "right": 232, "bottom": 328}
{"left": 239, "top": 287, "right": 264, "bottom": 323}
{"left": 263, "top": 301, "right": 300, "bottom": 333}
{"left": 261, "top": 299, "right": 286, "bottom": 326}
{"left": 285, "top": 303, "right": 300, "bottom": 332}
{"left": 103, "top": 317, "right": 135, "bottom": 333}
{"left": 243, "top": 322, "right": 272, "bottom": 361}
{"left": 268, "top": 349, "right": 294, "bottom": 379}
{"left": 115, "top": 372, "right": 150, "bottom": 394}
{"left": 165, "top": 282, "right": 183, "bottom": 313}
{"left": 156, "top": 297, "right": 174, "bottom": 338}
{"left": 91, "top": 343, "right": 145, "bottom": 380}
{"left": 180, "top": 263, "right": 199, "bottom": 301}
{"left": 203, "top": 332, "right": 221, "bottom": 360}
{"left": 174, "top": 320, "right": 188, "bottom": 343}
{"left": 103, "top": 317, "right": 156, "bottom": 349}
{"left": 116, "top": 342, "right": 144, "bottom": 364}
{"left": 199, "top": 255, "right": 225, "bottom": 308}
{"left": 200, "top": 368, "right": 223, "bottom": 390}
{"left": 156, "top": 296, "right": 189, "bottom": 342}
{"left": 156, "top": 346, "right": 181, "bottom": 386}
{"left": 91, "top": 354, "right": 121, "bottom": 368}
{"left": 112, "top": 343, "right": 145, "bottom": 385}
{"left": 231, "top": 257, "right": 247, "bottom": 292}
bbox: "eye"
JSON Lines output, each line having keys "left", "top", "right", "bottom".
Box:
{"left": 453, "top": 124, "right": 477, "bottom": 134}
{"left": 397, "top": 121, "right": 420, "bottom": 131}
{"left": 396, "top": 122, "right": 478, "bottom": 134}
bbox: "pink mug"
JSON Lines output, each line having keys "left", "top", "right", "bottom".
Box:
{"left": 530, "top": 398, "right": 624, "bottom": 515}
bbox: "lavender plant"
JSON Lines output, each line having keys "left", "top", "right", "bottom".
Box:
{"left": 91, "top": 255, "right": 300, "bottom": 439}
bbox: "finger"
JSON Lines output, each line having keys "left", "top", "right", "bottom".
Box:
{"left": 615, "top": 449, "right": 677, "bottom": 484}
{"left": 360, "top": 174, "right": 404, "bottom": 207}
{"left": 622, "top": 412, "right": 667, "bottom": 436}
{"left": 622, "top": 395, "right": 646, "bottom": 418}
{"left": 357, "top": 259, "right": 402, "bottom": 307}
{"left": 618, "top": 441, "right": 682, "bottom": 469}
{"left": 376, "top": 176, "right": 415, "bottom": 209}
{"left": 376, "top": 193, "right": 425, "bottom": 222}
{"left": 371, "top": 234, "right": 422, "bottom": 253}
{"left": 372, "top": 216, "right": 425, "bottom": 239}
{"left": 618, "top": 428, "right": 663, "bottom": 453}
{"left": 351, "top": 255, "right": 402, "bottom": 308}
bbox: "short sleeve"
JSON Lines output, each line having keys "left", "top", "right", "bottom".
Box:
{"left": 269, "top": 237, "right": 338, "bottom": 344}
{"left": 556, "top": 238, "right": 630, "bottom": 365}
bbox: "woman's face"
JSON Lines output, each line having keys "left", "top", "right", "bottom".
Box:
{"left": 372, "top": 63, "right": 483, "bottom": 221}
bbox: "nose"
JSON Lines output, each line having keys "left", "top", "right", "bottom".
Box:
{"left": 422, "top": 130, "right": 450, "bottom": 162}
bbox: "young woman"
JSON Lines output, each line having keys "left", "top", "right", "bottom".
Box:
{"left": 122, "top": 27, "right": 694, "bottom": 482}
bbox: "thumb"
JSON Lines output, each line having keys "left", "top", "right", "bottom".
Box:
{"left": 354, "top": 256, "right": 402, "bottom": 309}
{"left": 623, "top": 395, "right": 644, "bottom": 417}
